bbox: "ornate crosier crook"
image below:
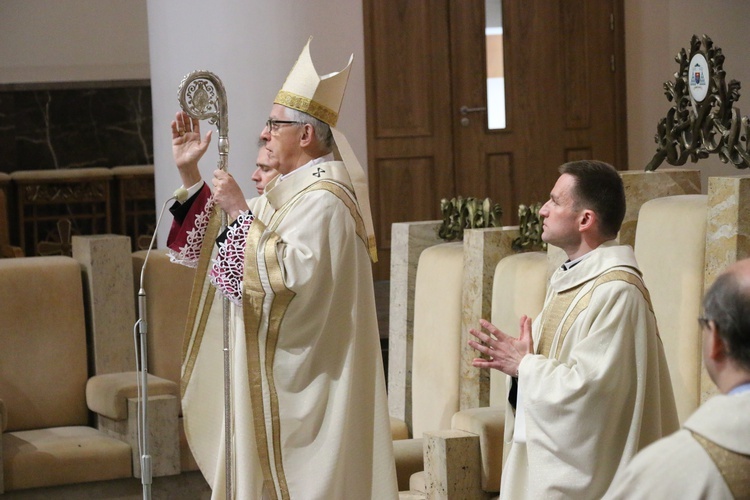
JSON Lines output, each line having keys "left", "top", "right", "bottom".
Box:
{"left": 178, "top": 70, "right": 230, "bottom": 170}
{"left": 177, "top": 70, "right": 234, "bottom": 499}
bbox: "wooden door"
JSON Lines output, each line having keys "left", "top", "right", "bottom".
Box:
{"left": 363, "top": 1, "right": 456, "bottom": 279}
{"left": 364, "top": 0, "right": 626, "bottom": 279}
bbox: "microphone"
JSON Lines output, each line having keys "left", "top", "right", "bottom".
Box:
{"left": 134, "top": 186, "right": 189, "bottom": 500}
{"left": 139, "top": 187, "right": 189, "bottom": 290}
{"left": 174, "top": 187, "right": 189, "bottom": 204}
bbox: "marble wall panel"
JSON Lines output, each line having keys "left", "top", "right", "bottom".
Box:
{"left": 0, "top": 82, "right": 153, "bottom": 173}
{"left": 619, "top": 168, "right": 701, "bottom": 247}
{"left": 701, "top": 174, "right": 750, "bottom": 402}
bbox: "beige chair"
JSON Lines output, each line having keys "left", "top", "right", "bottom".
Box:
{"left": 634, "top": 194, "right": 708, "bottom": 422}
{"left": 487, "top": 251, "right": 549, "bottom": 408}
{"left": 400, "top": 247, "right": 549, "bottom": 497}
{"left": 0, "top": 256, "right": 132, "bottom": 492}
{"left": 442, "top": 251, "right": 548, "bottom": 497}
{"left": 132, "top": 248, "right": 199, "bottom": 472}
{"left": 393, "top": 242, "right": 464, "bottom": 492}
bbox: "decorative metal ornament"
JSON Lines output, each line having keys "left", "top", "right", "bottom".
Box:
{"left": 178, "top": 71, "right": 230, "bottom": 169}
{"left": 177, "top": 70, "right": 234, "bottom": 499}
{"left": 646, "top": 34, "right": 750, "bottom": 171}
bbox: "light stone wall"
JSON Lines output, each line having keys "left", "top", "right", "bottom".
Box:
{"left": 701, "top": 175, "right": 750, "bottom": 401}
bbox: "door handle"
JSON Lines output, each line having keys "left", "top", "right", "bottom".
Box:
{"left": 460, "top": 105, "right": 487, "bottom": 115}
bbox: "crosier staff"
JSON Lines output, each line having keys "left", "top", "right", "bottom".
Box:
{"left": 177, "top": 70, "right": 233, "bottom": 499}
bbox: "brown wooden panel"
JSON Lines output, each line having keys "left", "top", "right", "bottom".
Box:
{"left": 486, "top": 153, "right": 515, "bottom": 225}
{"left": 371, "top": 1, "right": 434, "bottom": 138}
{"left": 376, "top": 157, "right": 438, "bottom": 250}
{"left": 561, "top": 0, "right": 591, "bottom": 129}
{"left": 365, "top": 0, "right": 454, "bottom": 279}
{"left": 565, "top": 147, "right": 593, "bottom": 163}
{"left": 364, "top": 0, "right": 626, "bottom": 279}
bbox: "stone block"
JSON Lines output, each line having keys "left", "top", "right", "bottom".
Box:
{"left": 97, "top": 395, "right": 180, "bottom": 478}
{"left": 73, "top": 234, "right": 136, "bottom": 374}
{"left": 459, "top": 227, "right": 518, "bottom": 410}
{"left": 423, "top": 430, "right": 483, "bottom": 500}
{"left": 619, "top": 168, "right": 701, "bottom": 247}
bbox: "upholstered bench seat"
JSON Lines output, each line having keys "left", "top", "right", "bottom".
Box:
{"left": 393, "top": 438, "right": 424, "bottom": 491}
{"left": 2, "top": 426, "right": 131, "bottom": 491}
{"left": 451, "top": 406, "right": 505, "bottom": 492}
{"left": 411, "top": 242, "right": 464, "bottom": 436}
{"left": 393, "top": 242, "right": 464, "bottom": 493}
{"left": 489, "top": 251, "right": 548, "bottom": 406}
{"left": 0, "top": 256, "right": 137, "bottom": 492}
{"left": 634, "top": 194, "right": 708, "bottom": 422}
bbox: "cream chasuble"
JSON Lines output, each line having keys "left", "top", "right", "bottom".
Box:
{"left": 605, "top": 391, "right": 750, "bottom": 499}
{"left": 180, "top": 161, "right": 397, "bottom": 500}
{"left": 501, "top": 241, "right": 679, "bottom": 500}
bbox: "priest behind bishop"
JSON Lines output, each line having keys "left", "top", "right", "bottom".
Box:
{"left": 606, "top": 258, "right": 750, "bottom": 499}
{"left": 165, "top": 38, "right": 398, "bottom": 500}
{"left": 468, "top": 160, "right": 679, "bottom": 499}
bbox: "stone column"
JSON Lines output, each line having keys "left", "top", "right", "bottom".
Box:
{"left": 147, "top": 1, "right": 368, "bottom": 249}
{"left": 619, "top": 168, "right": 701, "bottom": 247}
{"left": 72, "top": 235, "right": 136, "bottom": 374}
{"left": 701, "top": 174, "right": 750, "bottom": 402}
{"left": 459, "top": 227, "right": 518, "bottom": 410}
{"left": 388, "top": 221, "right": 443, "bottom": 429}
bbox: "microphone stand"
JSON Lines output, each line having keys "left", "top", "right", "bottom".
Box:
{"left": 135, "top": 190, "right": 187, "bottom": 500}
{"left": 177, "top": 70, "right": 232, "bottom": 499}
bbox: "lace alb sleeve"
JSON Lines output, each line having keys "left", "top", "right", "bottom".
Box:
{"left": 168, "top": 196, "right": 217, "bottom": 268}
{"left": 209, "top": 210, "right": 256, "bottom": 304}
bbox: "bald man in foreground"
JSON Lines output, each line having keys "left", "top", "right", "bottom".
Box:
{"left": 606, "top": 259, "right": 750, "bottom": 499}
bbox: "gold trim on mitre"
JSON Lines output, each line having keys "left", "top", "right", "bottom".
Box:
{"left": 274, "top": 37, "right": 352, "bottom": 127}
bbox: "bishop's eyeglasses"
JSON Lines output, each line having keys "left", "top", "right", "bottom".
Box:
{"left": 266, "top": 118, "right": 303, "bottom": 134}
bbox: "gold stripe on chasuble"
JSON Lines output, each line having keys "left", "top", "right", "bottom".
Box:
{"left": 309, "top": 182, "right": 369, "bottom": 250}
{"left": 692, "top": 432, "right": 750, "bottom": 498}
{"left": 239, "top": 180, "right": 366, "bottom": 499}
{"left": 536, "top": 285, "right": 583, "bottom": 358}
{"left": 241, "top": 221, "right": 287, "bottom": 500}
{"left": 181, "top": 206, "right": 223, "bottom": 397}
{"left": 261, "top": 230, "right": 295, "bottom": 500}
{"left": 537, "top": 269, "right": 655, "bottom": 360}
{"left": 552, "top": 270, "right": 655, "bottom": 360}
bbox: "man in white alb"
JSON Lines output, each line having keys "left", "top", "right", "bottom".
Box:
{"left": 468, "top": 160, "right": 679, "bottom": 499}
{"left": 606, "top": 258, "right": 750, "bottom": 499}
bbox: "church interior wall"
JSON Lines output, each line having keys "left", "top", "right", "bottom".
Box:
{"left": 624, "top": 0, "right": 750, "bottom": 185}
{"left": 0, "top": 0, "right": 749, "bottom": 494}
{"left": 1, "top": 0, "right": 749, "bottom": 190}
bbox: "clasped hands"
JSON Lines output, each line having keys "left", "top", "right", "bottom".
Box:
{"left": 468, "top": 315, "right": 534, "bottom": 377}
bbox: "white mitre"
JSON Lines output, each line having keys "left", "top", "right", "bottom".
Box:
{"left": 274, "top": 37, "right": 377, "bottom": 262}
